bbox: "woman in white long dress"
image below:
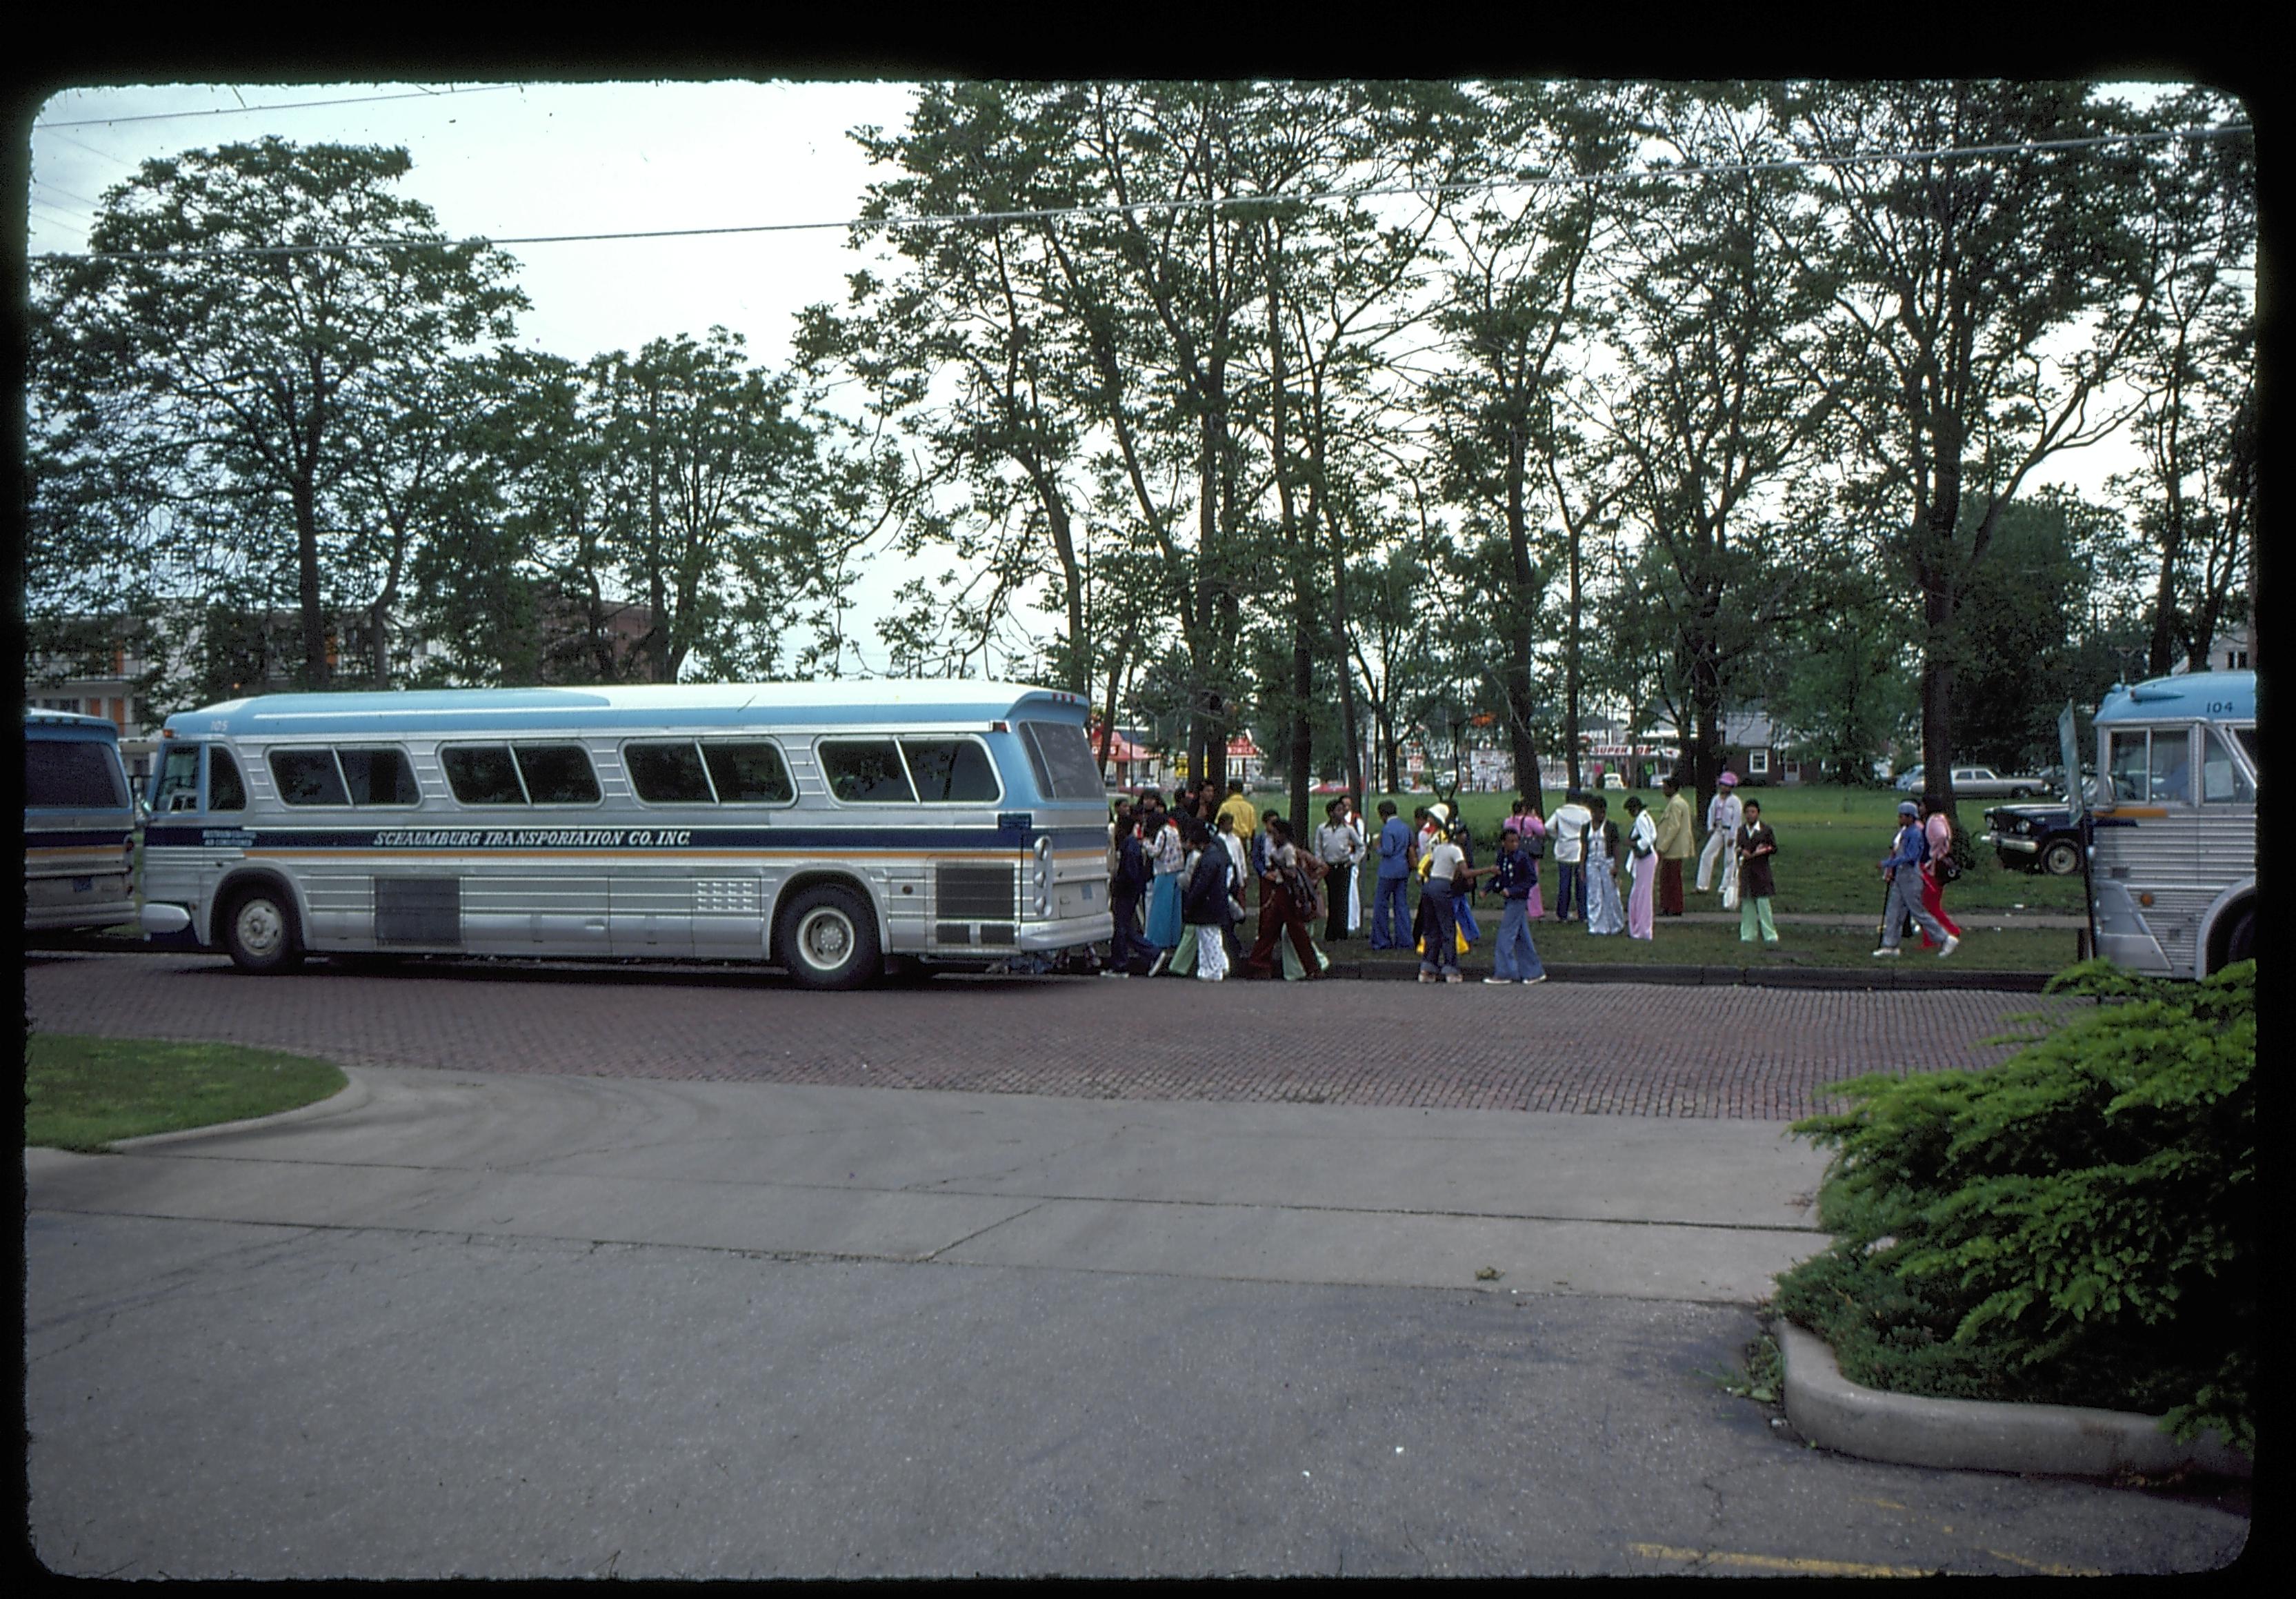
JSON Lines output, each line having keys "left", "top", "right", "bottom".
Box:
{"left": 1584, "top": 802, "right": 1628, "bottom": 935}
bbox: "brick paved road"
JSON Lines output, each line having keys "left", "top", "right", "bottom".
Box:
{"left": 24, "top": 952, "right": 2074, "bottom": 1120}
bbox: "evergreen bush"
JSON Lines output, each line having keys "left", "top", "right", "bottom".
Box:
{"left": 1773, "top": 959, "right": 2254, "bottom": 1457}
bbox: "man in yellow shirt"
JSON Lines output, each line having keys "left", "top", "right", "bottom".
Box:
{"left": 1215, "top": 779, "right": 1259, "bottom": 904}
{"left": 1656, "top": 775, "right": 1695, "bottom": 916}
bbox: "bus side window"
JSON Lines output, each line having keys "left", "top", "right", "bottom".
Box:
{"left": 703, "top": 742, "right": 794, "bottom": 804}
{"left": 210, "top": 747, "right": 248, "bottom": 811}
{"left": 157, "top": 744, "right": 202, "bottom": 812}
{"left": 270, "top": 748, "right": 350, "bottom": 807}
{"left": 900, "top": 738, "right": 1000, "bottom": 803}
{"left": 2107, "top": 731, "right": 2148, "bottom": 803}
{"left": 513, "top": 744, "right": 601, "bottom": 805}
{"left": 627, "top": 742, "right": 715, "bottom": 804}
{"left": 443, "top": 746, "right": 528, "bottom": 804}
{"left": 2202, "top": 730, "right": 2254, "bottom": 804}
{"left": 339, "top": 747, "right": 419, "bottom": 806}
{"left": 820, "top": 739, "right": 915, "bottom": 804}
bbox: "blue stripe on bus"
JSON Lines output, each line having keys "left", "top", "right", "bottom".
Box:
{"left": 143, "top": 824, "right": 1110, "bottom": 853}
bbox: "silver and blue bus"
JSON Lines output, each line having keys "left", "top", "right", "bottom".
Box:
{"left": 24, "top": 709, "right": 139, "bottom": 933}
{"left": 2087, "top": 668, "right": 2256, "bottom": 977}
{"left": 137, "top": 681, "right": 1114, "bottom": 986}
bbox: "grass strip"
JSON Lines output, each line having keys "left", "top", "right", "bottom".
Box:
{"left": 25, "top": 1033, "right": 348, "bottom": 1152}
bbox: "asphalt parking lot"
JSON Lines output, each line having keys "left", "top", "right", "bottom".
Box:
{"left": 21, "top": 953, "right": 2248, "bottom": 1578}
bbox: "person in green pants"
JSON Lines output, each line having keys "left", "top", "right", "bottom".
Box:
{"left": 1736, "top": 798, "right": 1780, "bottom": 948}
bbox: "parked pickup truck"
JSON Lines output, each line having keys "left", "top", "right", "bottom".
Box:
{"left": 1981, "top": 802, "right": 2084, "bottom": 876}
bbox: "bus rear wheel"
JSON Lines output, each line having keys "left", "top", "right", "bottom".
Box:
{"left": 776, "top": 884, "right": 880, "bottom": 991}
{"left": 223, "top": 885, "right": 304, "bottom": 975}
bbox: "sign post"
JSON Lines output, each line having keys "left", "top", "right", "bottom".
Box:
{"left": 2059, "top": 702, "right": 2096, "bottom": 962}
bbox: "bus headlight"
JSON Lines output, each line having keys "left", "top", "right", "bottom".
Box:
{"left": 1033, "top": 895, "right": 1050, "bottom": 916}
{"left": 1032, "top": 835, "right": 1050, "bottom": 860}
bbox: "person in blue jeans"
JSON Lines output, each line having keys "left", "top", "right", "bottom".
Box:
{"left": 1477, "top": 824, "right": 1548, "bottom": 984}
{"left": 1368, "top": 799, "right": 1412, "bottom": 949}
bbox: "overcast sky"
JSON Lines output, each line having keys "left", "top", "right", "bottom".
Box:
{"left": 28, "top": 77, "right": 2178, "bottom": 679}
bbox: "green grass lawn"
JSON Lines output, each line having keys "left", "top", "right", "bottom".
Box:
{"left": 1259, "top": 782, "right": 2085, "bottom": 921}
{"left": 24, "top": 1033, "right": 348, "bottom": 1151}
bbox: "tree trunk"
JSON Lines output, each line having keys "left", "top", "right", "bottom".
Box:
{"left": 292, "top": 476, "right": 328, "bottom": 688}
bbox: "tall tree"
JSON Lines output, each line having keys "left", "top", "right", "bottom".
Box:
{"left": 35, "top": 138, "right": 524, "bottom": 687}
{"left": 1592, "top": 86, "right": 1840, "bottom": 820}
{"left": 1423, "top": 81, "right": 1633, "bottom": 806}
{"left": 2109, "top": 89, "right": 2256, "bottom": 675}
{"left": 1781, "top": 82, "right": 2156, "bottom": 825}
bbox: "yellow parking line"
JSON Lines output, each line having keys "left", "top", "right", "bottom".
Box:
{"left": 1629, "top": 1543, "right": 1935, "bottom": 1577}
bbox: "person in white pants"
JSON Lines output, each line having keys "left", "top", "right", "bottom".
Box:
{"left": 1696, "top": 771, "right": 1744, "bottom": 900}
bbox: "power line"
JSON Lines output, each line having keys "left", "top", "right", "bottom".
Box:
{"left": 34, "top": 83, "right": 523, "bottom": 129}
{"left": 34, "top": 178, "right": 106, "bottom": 209}
{"left": 34, "top": 121, "right": 2251, "bottom": 266}
{"left": 41, "top": 128, "right": 143, "bottom": 170}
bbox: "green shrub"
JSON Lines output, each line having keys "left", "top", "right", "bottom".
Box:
{"left": 1773, "top": 959, "right": 2254, "bottom": 1456}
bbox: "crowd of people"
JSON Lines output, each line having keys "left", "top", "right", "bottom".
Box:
{"left": 1097, "top": 768, "right": 1968, "bottom": 980}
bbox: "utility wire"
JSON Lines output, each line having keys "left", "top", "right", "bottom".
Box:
{"left": 35, "top": 121, "right": 2251, "bottom": 266}
{"left": 34, "top": 178, "right": 106, "bottom": 209}
{"left": 34, "top": 83, "right": 522, "bottom": 129}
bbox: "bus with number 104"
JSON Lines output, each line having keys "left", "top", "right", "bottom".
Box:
{"left": 2083, "top": 668, "right": 2257, "bottom": 978}
{"left": 136, "top": 682, "right": 1115, "bottom": 986}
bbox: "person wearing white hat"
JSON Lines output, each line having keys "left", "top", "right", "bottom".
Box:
{"left": 1696, "top": 771, "right": 1744, "bottom": 904}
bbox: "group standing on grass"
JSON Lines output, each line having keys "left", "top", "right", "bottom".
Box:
{"left": 1099, "top": 766, "right": 1835, "bottom": 980}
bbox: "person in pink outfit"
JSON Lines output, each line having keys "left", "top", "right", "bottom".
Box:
{"left": 1622, "top": 794, "right": 1658, "bottom": 940}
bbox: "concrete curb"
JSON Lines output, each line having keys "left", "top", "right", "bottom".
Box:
{"left": 107, "top": 1069, "right": 372, "bottom": 1151}
{"left": 1774, "top": 1322, "right": 2251, "bottom": 1480}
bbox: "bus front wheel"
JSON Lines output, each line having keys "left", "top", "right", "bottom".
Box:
{"left": 223, "top": 886, "right": 304, "bottom": 975}
{"left": 2220, "top": 908, "right": 2254, "bottom": 971}
{"left": 777, "top": 884, "right": 880, "bottom": 991}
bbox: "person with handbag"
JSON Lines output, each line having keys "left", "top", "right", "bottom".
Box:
{"left": 1242, "top": 815, "right": 1328, "bottom": 980}
{"left": 1917, "top": 792, "right": 1966, "bottom": 951}
{"left": 1875, "top": 800, "right": 1958, "bottom": 957}
{"left": 1622, "top": 794, "right": 1659, "bottom": 940}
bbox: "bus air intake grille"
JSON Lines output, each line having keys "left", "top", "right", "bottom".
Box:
{"left": 936, "top": 864, "right": 1017, "bottom": 920}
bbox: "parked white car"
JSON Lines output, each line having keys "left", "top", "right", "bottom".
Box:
{"left": 1900, "top": 764, "right": 2050, "bottom": 800}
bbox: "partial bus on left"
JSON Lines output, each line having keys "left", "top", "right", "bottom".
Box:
{"left": 23, "top": 710, "right": 139, "bottom": 933}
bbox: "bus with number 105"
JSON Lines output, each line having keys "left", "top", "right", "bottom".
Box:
{"left": 136, "top": 681, "right": 1115, "bottom": 987}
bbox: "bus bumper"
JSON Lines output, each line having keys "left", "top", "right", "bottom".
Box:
{"left": 139, "top": 902, "right": 203, "bottom": 947}
{"left": 1017, "top": 913, "right": 1115, "bottom": 953}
